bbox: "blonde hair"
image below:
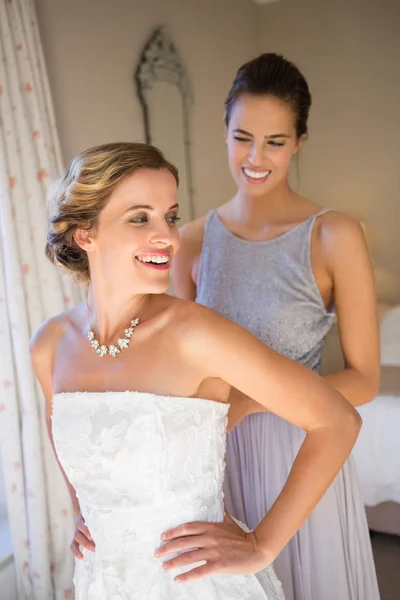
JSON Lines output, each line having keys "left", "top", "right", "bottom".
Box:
{"left": 45, "top": 142, "right": 179, "bottom": 285}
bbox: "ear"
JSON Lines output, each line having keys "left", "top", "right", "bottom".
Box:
{"left": 293, "top": 135, "right": 305, "bottom": 156}
{"left": 74, "top": 227, "right": 95, "bottom": 252}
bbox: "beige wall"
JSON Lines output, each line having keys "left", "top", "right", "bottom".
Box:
{"left": 35, "top": 0, "right": 400, "bottom": 302}
{"left": 258, "top": 0, "right": 400, "bottom": 303}
{"left": 34, "top": 0, "right": 258, "bottom": 216}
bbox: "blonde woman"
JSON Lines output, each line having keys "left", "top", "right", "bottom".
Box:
{"left": 31, "top": 142, "right": 361, "bottom": 599}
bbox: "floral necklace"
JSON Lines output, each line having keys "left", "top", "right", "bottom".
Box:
{"left": 86, "top": 297, "right": 148, "bottom": 358}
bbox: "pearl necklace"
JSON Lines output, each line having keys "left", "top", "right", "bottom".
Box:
{"left": 87, "top": 317, "right": 140, "bottom": 358}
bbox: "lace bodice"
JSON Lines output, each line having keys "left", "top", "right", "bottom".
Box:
{"left": 52, "top": 391, "right": 284, "bottom": 599}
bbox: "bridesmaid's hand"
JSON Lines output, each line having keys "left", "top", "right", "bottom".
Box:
{"left": 70, "top": 512, "right": 95, "bottom": 559}
{"left": 155, "top": 513, "right": 271, "bottom": 582}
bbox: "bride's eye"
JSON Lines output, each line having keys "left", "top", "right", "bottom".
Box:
{"left": 166, "top": 215, "right": 181, "bottom": 225}
{"left": 129, "top": 215, "right": 148, "bottom": 224}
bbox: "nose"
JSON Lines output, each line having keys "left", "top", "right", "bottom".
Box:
{"left": 149, "top": 218, "right": 173, "bottom": 247}
{"left": 247, "top": 141, "right": 264, "bottom": 166}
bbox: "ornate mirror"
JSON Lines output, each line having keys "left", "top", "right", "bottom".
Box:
{"left": 135, "top": 27, "right": 195, "bottom": 227}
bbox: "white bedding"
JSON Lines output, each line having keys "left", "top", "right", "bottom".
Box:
{"left": 380, "top": 305, "right": 400, "bottom": 366}
{"left": 354, "top": 391, "right": 400, "bottom": 506}
{"left": 352, "top": 306, "right": 400, "bottom": 507}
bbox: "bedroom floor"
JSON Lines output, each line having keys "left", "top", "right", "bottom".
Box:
{"left": 371, "top": 532, "right": 400, "bottom": 600}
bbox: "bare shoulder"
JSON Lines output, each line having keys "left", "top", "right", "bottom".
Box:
{"left": 168, "top": 297, "right": 238, "bottom": 347}
{"left": 317, "top": 210, "right": 365, "bottom": 242}
{"left": 179, "top": 215, "right": 207, "bottom": 244}
{"left": 294, "top": 195, "right": 363, "bottom": 241}
{"left": 30, "top": 306, "right": 80, "bottom": 364}
{"left": 173, "top": 215, "right": 208, "bottom": 296}
{"left": 178, "top": 215, "right": 207, "bottom": 256}
{"left": 30, "top": 316, "right": 61, "bottom": 358}
{"left": 315, "top": 211, "right": 369, "bottom": 273}
{"left": 168, "top": 294, "right": 219, "bottom": 320}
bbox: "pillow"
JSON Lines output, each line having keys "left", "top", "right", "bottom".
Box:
{"left": 380, "top": 305, "right": 400, "bottom": 366}
{"left": 380, "top": 366, "right": 400, "bottom": 395}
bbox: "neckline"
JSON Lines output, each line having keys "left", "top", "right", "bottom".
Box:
{"left": 212, "top": 208, "right": 328, "bottom": 245}
{"left": 53, "top": 390, "right": 229, "bottom": 409}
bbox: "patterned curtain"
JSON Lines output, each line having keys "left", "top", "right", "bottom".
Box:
{"left": 0, "top": 0, "right": 84, "bottom": 597}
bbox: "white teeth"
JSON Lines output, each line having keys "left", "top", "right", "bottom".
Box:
{"left": 137, "top": 255, "right": 169, "bottom": 264}
{"left": 243, "top": 167, "right": 270, "bottom": 179}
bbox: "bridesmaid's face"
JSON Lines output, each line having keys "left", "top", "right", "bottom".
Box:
{"left": 226, "top": 94, "right": 301, "bottom": 197}
{"left": 79, "top": 168, "right": 180, "bottom": 294}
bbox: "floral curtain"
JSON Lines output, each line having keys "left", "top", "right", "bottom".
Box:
{"left": 0, "top": 0, "right": 84, "bottom": 598}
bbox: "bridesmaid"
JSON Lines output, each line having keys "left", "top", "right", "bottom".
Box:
{"left": 173, "top": 53, "right": 381, "bottom": 600}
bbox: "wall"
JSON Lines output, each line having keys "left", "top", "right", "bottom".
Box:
{"left": 34, "top": 0, "right": 258, "bottom": 218}
{"left": 35, "top": 0, "right": 400, "bottom": 302}
{"left": 258, "top": 0, "right": 400, "bottom": 303}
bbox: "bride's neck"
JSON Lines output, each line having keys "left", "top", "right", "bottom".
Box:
{"left": 86, "top": 285, "right": 149, "bottom": 343}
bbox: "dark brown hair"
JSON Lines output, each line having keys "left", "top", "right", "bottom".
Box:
{"left": 225, "top": 53, "right": 312, "bottom": 139}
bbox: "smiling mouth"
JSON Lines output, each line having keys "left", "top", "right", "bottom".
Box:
{"left": 242, "top": 167, "right": 271, "bottom": 183}
{"left": 135, "top": 254, "right": 171, "bottom": 270}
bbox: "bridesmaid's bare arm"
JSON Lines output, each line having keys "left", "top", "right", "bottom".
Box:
{"left": 318, "top": 213, "right": 380, "bottom": 406}
{"left": 172, "top": 218, "right": 205, "bottom": 301}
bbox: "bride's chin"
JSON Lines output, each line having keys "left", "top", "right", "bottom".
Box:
{"left": 137, "top": 278, "right": 171, "bottom": 296}
{"left": 155, "top": 281, "right": 172, "bottom": 295}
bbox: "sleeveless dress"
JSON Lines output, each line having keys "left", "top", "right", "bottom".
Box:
{"left": 52, "top": 391, "right": 285, "bottom": 600}
{"left": 196, "top": 209, "right": 380, "bottom": 600}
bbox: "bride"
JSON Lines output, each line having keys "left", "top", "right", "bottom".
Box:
{"left": 30, "top": 142, "right": 361, "bottom": 599}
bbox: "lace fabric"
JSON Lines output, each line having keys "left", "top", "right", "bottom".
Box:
{"left": 52, "top": 391, "right": 284, "bottom": 599}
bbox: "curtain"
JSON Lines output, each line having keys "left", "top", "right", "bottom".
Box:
{"left": 0, "top": 0, "right": 84, "bottom": 597}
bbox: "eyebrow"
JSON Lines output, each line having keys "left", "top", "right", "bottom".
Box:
{"left": 124, "top": 202, "right": 179, "bottom": 213}
{"left": 233, "top": 128, "right": 291, "bottom": 139}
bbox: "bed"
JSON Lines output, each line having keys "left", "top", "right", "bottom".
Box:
{"left": 352, "top": 306, "right": 400, "bottom": 535}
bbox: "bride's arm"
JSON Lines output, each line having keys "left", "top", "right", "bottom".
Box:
{"left": 30, "top": 321, "right": 95, "bottom": 559}
{"left": 226, "top": 387, "right": 269, "bottom": 431}
{"left": 158, "top": 305, "right": 361, "bottom": 580}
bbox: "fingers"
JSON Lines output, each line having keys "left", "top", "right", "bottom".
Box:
{"left": 174, "top": 563, "right": 215, "bottom": 583}
{"left": 70, "top": 521, "right": 95, "bottom": 560}
{"left": 72, "top": 529, "right": 95, "bottom": 553}
{"left": 70, "top": 540, "right": 84, "bottom": 560}
{"left": 161, "top": 522, "right": 209, "bottom": 542}
{"left": 76, "top": 513, "right": 93, "bottom": 541}
{"left": 158, "top": 529, "right": 225, "bottom": 558}
{"left": 162, "top": 549, "right": 209, "bottom": 571}
{"left": 77, "top": 520, "right": 93, "bottom": 542}
{"left": 156, "top": 535, "right": 204, "bottom": 558}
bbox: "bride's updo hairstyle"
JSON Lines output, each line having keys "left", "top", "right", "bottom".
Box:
{"left": 45, "top": 142, "right": 179, "bottom": 285}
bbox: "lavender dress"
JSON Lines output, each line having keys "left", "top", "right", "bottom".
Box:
{"left": 196, "top": 209, "right": 380, "bottom": 600}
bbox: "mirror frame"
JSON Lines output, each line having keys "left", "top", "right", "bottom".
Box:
{"left": 134, "top": 26, "right": 195, "bottom": 221}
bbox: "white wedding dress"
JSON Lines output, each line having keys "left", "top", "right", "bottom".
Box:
{"left": 52, "top": 391, "right": 285, "bottom": 599}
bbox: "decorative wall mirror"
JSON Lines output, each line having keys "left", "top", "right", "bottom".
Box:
{"left": 135, "top": 27, "right": 195, "bottom": 226}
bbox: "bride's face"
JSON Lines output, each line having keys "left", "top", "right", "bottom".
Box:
{"left": 84, "top": 168, "right": 180, "bottom": 294}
